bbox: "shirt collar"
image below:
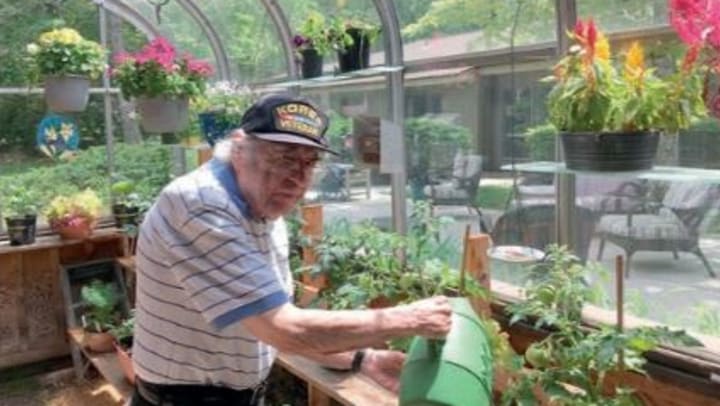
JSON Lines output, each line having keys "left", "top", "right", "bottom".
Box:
{"left": 208, "top": 158, "right": 252, "bottom": 219}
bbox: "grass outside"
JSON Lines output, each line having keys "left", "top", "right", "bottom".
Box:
{"left": 475, "top": 184, "right": 513, "bottom": 210}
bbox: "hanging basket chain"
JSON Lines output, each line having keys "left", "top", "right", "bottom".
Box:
{"left": 146, "top": 0, "right": 170, "bottom": 25}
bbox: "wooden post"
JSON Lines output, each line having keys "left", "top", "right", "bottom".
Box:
{"left": 301, "top": 204, "right": 327, "bottom": 290}
{"left": 463, "top": 233, "right": 492, "bottom": 318}
{"left": 197, "top": 145, "right": 213, "bottom": 166}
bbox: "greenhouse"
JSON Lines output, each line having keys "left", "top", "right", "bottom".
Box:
{"left": 0, "top": 0, "right": 719, "bottom": 405}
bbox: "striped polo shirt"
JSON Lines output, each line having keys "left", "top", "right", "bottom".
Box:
{"left": 132, "top": 158, "right": 293, "bottom": 390}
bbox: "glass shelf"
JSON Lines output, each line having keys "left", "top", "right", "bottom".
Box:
{"left": 265, "top": 65, "right": 404, "bottom": 89}
{"left": 501, "top": 161, "right": 720, "bottom": 183}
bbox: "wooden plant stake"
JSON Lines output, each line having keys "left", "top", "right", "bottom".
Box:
{"left": 301, "top": 204, "right": 326, "bottom": 289}
{"left": 462, "top": 230, "right": 491, "bottom": 318}
{"left": 616, "top": 255, "right": 625, "bottom": 373}
{"left": 197, "top": 145, "right": 213, "bottom": 165}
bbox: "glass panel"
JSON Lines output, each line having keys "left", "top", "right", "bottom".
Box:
{"left": 576, "top": 0, "right": 668, "bottom": 32}
{"left": 193, "top": 0, "right": 287, "bottom": 83}
{"left": 398, "top": 0, "right": 556, "bottom": 61}
{"left": 296, "top": 86, "right": 393, "bottom": 236}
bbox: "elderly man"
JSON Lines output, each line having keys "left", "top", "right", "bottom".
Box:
{"left": 130, "top": 94, "right": 452, "bottom": 406}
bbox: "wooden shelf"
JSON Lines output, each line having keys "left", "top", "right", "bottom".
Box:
{"left": 0, "top": 228, "right": 124, "bottom": 255}
{"left": 276, "top": 353, "right": 396, "bottom": 406}
{"left": 68, "top": 328, "right": 133, "bottom": 402}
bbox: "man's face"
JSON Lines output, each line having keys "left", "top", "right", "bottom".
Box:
{"left": 233, "top": 136, "right": 320, "bottom": 220}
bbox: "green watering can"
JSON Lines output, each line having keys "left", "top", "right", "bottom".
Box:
{"left": 399, "top": 298, "right": 494, "bottom": 406}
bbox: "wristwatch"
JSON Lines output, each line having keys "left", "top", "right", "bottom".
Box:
{"left": 350, "top": 349, "right": 367, "bottom": 373}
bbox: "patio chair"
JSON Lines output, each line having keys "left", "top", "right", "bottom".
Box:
{"left": 595, "top": 181, "right": 719, "bottom": 278}
{"left": 423, "top": 153, "right": 488, "bottom": 232}
{"left": 490, "top": 203, "right": 596, "bottom": 262}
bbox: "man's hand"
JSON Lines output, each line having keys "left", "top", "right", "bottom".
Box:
{"left": 360, "top": 349, "right": 406, "bottom": 394}
{"left": 399, "top": 296, "right": 453, "bottom": 339}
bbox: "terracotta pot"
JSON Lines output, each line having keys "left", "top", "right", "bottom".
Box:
{"left": 83, "top": 331, "right": 115, "bottom": 353}
{"left": 114, "top": 341, "right": 135, "bottom": 384}
{"left": 54, "top": 218, "right": 96, "bottom": 240}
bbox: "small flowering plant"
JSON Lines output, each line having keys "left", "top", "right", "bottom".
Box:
{"left": 112, "top": 37, "right": 213, "bottom": 99}
{"left": 45, "top": 189, "right": 103, "bottom": 231}
{"left": 293, "top": 11, "right": 332, "bottom": 57}
{"left": 547, "top": 18, "right": 705, "bottom": 133}
{"left": 26, "top": 28, "right": 106, "bottom": 80}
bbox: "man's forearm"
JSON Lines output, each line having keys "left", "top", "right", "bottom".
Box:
{"left": 301, "top": 350, "right": 355, "bottom": 371}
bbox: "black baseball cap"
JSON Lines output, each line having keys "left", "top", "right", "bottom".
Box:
{"left": 240, "top": 93, "right": 338, "bottom": 155}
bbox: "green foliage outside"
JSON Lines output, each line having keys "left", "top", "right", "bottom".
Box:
{"left": 523, "top": 123, "right": 556, "bottom": 161}
{"left": 0, "top": 143, "right": 172, "bottom": 223}
{"left": 474, "top": 185, "right": 512, "bottom": 210}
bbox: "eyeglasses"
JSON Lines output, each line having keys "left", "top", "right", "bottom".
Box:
{"left": 262, "top": 146, "right": 320, "bottom": 176}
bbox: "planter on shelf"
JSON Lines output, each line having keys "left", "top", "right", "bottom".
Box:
{"left": 114, "top": 340, "right": 135, "bottom": 384}
{"left": 44, "top": 75, "right": 91, "bottom": 112}
{"left": 560, "top": 131, "right": 660, "bottom": 171}
{"left": 83, "top": 331, "right": 115, "bottom": 353}
{"left": 54, "top": 218, "right": 96, "bottom": 240}
{"left": 299, "top": 48, "right": 323, "bottom": 78}
{"left": 4, "top": 215, "right": 37, "bottom": 246}
{"left": 112, "top": 204, "right": 140, "bottom": 229}
{"left": 136, "top": 96, "right": 190, "bottom": 133}
{"left": 337, "top": 28, "right": 371, "bottom": 73}
{"left": 198, "top": 111, "right": 236, "bottom": 146}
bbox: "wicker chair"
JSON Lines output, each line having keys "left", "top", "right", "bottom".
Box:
{"left": 595, "top": 181, "right": 719, "bottom": 278}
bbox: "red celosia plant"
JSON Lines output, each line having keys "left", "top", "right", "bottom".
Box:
{"left": 112, "top": 37, "right": 213, "bottom": 99}
{"left": 670, "top": 0, "right": 720, "bottom": 116}
{"left": 546, "top": 17, "right": 704, "bottom": 133}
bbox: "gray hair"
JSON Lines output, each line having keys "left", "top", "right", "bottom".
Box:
{"left": 213, "top": 129, "right": 247, "bottom": 162}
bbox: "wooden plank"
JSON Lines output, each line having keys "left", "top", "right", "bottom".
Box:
{"left": 463, "top": 233, "right": 491, "bottom": 317}
{"left": 301, "top": 205, "right": 327, "bottom": 289}
{"left": 68, "top": 328, "right": 133, "bottom": 402}
{"left": 0, "top": 253, "right": 21, "bottom": 354}
{"left": 197, "top": 146, "right": 213, "bottom": 165}
{"left": 276, "top": 353, "right": 397, "bottom": 406}
{"left": 0, "top": 228, "right": 124, "bottom": 255}
{"left": 116, "top": 256, "right": 136, "bottom": 273}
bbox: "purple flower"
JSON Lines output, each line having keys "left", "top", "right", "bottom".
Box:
{"left": 293, "top": 35, "right": 307, "bottom": 48}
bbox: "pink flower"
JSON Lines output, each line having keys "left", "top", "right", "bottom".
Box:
{"left": 186, "top": 58, "right": 214, "bottom": 77}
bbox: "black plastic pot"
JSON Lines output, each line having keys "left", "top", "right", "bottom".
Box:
{"left": 112, "top": 204, "right": 141, "bottom": 229}
{"left": 560, "top": 131, "right": 660, "bottom": 171}
{"left": 337, "top": 28, "right": 371, "bottom": 73}
{"left": 5, "top": 215, "right": 37, "bottom": 246}
{"left": 299, "top": 48, "right": 323, "bottom": 78}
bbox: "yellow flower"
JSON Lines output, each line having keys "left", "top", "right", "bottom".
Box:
{"left": 44, "top": 127, "right": 58, "bottom": 142}
{"left": 624, "top": 41, "right": 645, "bottom": 83}
{"left": 595, "top": 33, "right": 610, "bottom": 63}
{"left": 38, "top": 28, "right": 83, "bottom": 46}
{"left": 60, "top": 123, "right": 74, "bottom": 142}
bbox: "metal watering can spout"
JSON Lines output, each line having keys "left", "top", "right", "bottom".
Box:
{"left": 398, "top": 298, "right": 494, "bottom": 406}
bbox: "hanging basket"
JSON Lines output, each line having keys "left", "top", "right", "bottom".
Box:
{"left": 560, "top": 131, "right": 660, "bottom": 171}
{"left": 337, "top": 28, "right": 371, "bottom": 73}
{"left": 299, "top": 48, "right": 323, "bottom": 78}
{"left": 136, "top": 96, "right": 190, "bottom": 133}
{"left": 44, "top": 75, "right": 90, "bottom": 113}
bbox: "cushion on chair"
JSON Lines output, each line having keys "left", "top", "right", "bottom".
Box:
{"left": 596, "top": 209, "right": 691, "bottom": 240}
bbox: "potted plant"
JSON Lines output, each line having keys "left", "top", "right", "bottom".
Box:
{"left": 111, "top": 180, "right": 141, "bottom": 229}
{"left": 112, "top": 37, "right": 214, "bottom": 133}
{"left": 546, "top": 18, "right": 704, "bottom": 171}
{"left": 2, "top": 183, "right": 39, "bottom": 246}
{"left": 110, "top": 310, "right": 135, "bottom": 384}
{"left": 80, "top": 279, "right": 121, "bottom": 353}
{"left": 327, "top": 18, "right": 380, "bottom": 73}
{"left": 502, "top": 245, "right": 701, "bottom": 404}
{"left": 194, "top": 81, "right": 257, "bottom": 146}
{"left": 45, "top": 189, "right": 103, "bottom": 240}
{"left": 26, "top": 27, "right": 106, "bottom": 112}
{"left": 293, "top": 11, "right": 332, "bottom": 78}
